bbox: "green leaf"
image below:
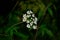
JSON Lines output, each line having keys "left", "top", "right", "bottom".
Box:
{"left": 9, "top": 30, "right": 13, "bottom": 40}
{"left": 14, "top": 11, "right": 21, "bottom": 15}
{"left": 48, "top": 8, "right": 53, "bottom": 17}
{"left": 5, "top": 27, "right": 14, "bottom": 40}
{"left": 38, "top": 24, "right": 47, "bottom": 37}
{"left": 14, "top": 10, "right": 22, "bottom": 16}
{"left": 14, "top": 32, "right": 28, "bottom": 40}
{"left": 45, "top": 29, "right": 54, "bottom": 37}
{"left": 5, "top": 26, "right": 19, "bottom": 34}
{"left": 38, "top": 24, "right": 54, "bottom": 37}
{"left": 38, "top": 10, "right": 44, "bottom": 20}
{"left": 5, "top": 26, "right": 19, "bottom": 40}
{"left": 8, "top": 13, "right": 20, "bottom": 25}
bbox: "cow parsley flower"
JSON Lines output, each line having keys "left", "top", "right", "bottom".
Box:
{"left": 23, "top": 10, "right": 38, "bottom": 29}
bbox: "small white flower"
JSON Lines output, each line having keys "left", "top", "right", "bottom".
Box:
{"left": 33, "top": 25, "right": 37, "bottom": 29}
{"left": 34, "top": 21, "right": 37, "bottom": 24}
{"left": 23, "top": 18, "right": 27, "bottom": 22}
{"left": 27, "top": 10, "right": 33, "bottom": 14}
{"left": 35, "top": 17, "right": 37, "bottom": 21}
{"left": 23, "top": 14, "right": 26, "bottom": 17}
{"left": 23, "top": 14, "right": 27, "bottom": 22}
{"left": 26, "top": 15, "right": 31, "bottom": 18}
{"left": 23, "top": 19, "right": 26, "bottom": 22}
{"left": 32, "top": 14, "right": 35, "bottom": 17}
{"left": 30, "top": 10, "right": 33, "bottom": 14}
{"left": 23, "top": 16, "right": 27, "bottom": 22}
{"left": 26, "top": 20, "right": 30, "bottom": 23}
{"left": 26, "top": 24, "right": 30, "bottom": 28}
{"left": 27, "top": 11, "right": 31, "bottom": 14}
{"left": 30, "top": 21, "right": 33, "bottom": 26}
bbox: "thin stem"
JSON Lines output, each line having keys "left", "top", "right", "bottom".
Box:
{"left": 11, "top": 22, "right": 23, "bottom": 27}
{"left": 11, "top": 1, "right": 19, "bottom": 11}
{"left": 0, "top": 22, "right": 23, "bottom": 37}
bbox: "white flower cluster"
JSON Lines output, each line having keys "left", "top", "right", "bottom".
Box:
{"left": 23, "top": 10, "right": 38, "bottom": 29}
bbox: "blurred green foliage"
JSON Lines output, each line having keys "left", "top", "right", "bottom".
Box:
{"left": 0, "top": 0, "right": 60, "bottom": 40}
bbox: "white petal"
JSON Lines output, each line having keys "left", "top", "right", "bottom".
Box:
{"left": 27, "top": 11, "right": 31, "bottom": 14}
{"left": 35, "top": 17, "right": 38, "bottom": 21}
{"left": 26, "top": 20, "right": 30, "bottom": 23}
{"left": 30, "top": 10, "right": 33, "bottom": 14}
{"left": 30, "top": 21, "right": 33, "bottom": 26}
{"left": 23, "top": 19, "right": 26, "bottom": 22}
{"left": 23, "top": 18, "right": 26, "bottom": 22}
{"left": 26, "top": 24, "right": 30, "bottom": 28}
{"left": 26, "top": 15, "right": 31, "bottom": 18}
{"left": 30, "top": 23, "right": 33, "bottom": 26}
{"left": 31, "top": 21, "right": 34, "bottom": 24}
{"left": 34, "top": 21, "right": 37, "bottom": 24}
{"left": 23, "top": 14, "right": 26, "bottom": 17}
{"left": 32, "top": 14, "right": 35, "bottom": 17}
{"left": 23, "top": 17, "right": 27, "bottom": 20}
{"left": 23, "top": 17, "right": 27, "bottom": 22}
{"left": 33, "top": 25, "right": 37, "bottom": 29}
